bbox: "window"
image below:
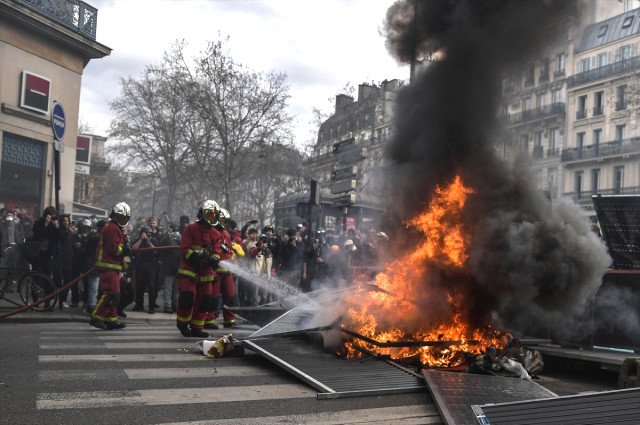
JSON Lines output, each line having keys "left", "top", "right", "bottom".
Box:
{"left": 614, "top": 166, "right": 625, "bottom": 194}
{"left": 548, "top": 168, "right": 557, "bottom": 188}
{"left": 552, "top": 88, "right": 562, "bottom": 104}
{"left": 577, "top": 95, "right": 587, "bottom": 119}
{"left": 623, "top": 16, "right": 634, "bottom": 28}
{"left": 597, "top": 25, "right": 608, "bottom": 37}
{"left": 593, "top": 91, "right": 604, "bottom": 116}
{"left": 550, "top": 128, "right": 560, "bottom": 155}
{"left": 577, "top": 132, "right": 585, "bottom": 149}
{"left": 520, "top": 134, "right": 529, "bottom": 152}
{"left": 616, "top": 85, "right": 627, "bottom": 110}
{"left": 525, "top": 64, "right": 535, "bottom": 86}
{"left": 540, "top": 58, "right": 550, "bottom": 82}
{"left": 537, "top": 93, "right": 546, "bottom": 109}
{"left": 616, "top": 124, "right": 626, "bottom": 141}
{"left": 622, "top": 44, "right": 632, "bottom": 60}
{"left": 574, "top": 171, "right": 584, "bottom": 197}
{"left": 522, "top": 97, "right": 531, "bottom": 111}
{"left": 591, "top": 169, "right": 600, "bottom": 193}
{"left": 598, "top": 53, "right": 608, "bottom": 67}
{"left": 581, "top": 58, "right": 591, "bottom": 72}
{"left": 555, "top": 53, "right": 565, "bottom": 75}
{"left": 533, "top": 132, "right": 543, "bottom": 158}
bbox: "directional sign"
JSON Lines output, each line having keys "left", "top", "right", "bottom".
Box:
{"left": 51, "top": 101, "right": 66, "bottom": 141}
{"left": 330, "top": 179, "right": 356, "bottom": 194}
{"left": 339, "top": 147, "right": 367, "bottom": 165}
{"left": 331, "top": 165, "right": 357, "bottom": 181}
{"left": 332, "top": 137, "right": 356, "bottom": 154}
{"left": 330, "top": 193, "right": 356, "bottom": 208}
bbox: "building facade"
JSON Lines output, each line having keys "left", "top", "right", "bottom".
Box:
{"left": 0, "top": 0, "right": 110, "bottom": 219}
{"left": 298, "top": 80, "right": 402, "bottom": 234}
{"left": 502, "top": 1, "right": 640, "bottom": 218}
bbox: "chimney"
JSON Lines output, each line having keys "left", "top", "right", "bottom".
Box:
{"left": 335, "top": 94, "right": 354, "bottom": 114}
{"left": 358, "top": 83, "right": 378, "bottom": 102}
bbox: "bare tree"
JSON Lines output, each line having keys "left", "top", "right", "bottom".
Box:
{"left": 108, "top": 43, "right": 196, "bottom": 217}
{"left": 186, "top": 38, "right": 294, "bottom": 214}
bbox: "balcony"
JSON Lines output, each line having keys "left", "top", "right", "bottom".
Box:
{"left": 616, "top": 101, "right": 627, "bottom": 111}
{"left": 561, "top": 136, "right": 640, "bottom": 162}
{"left": 576, "top": 109, "right": 587, "bottom": 120}
{"left": 593, "top": 105, "right": 604, "bottom": 116}
{"left": 568, "top": 56, "right": 640, "bottom": 88}
{"left": 15, "top": 0, "right": 97, "bottom": 40}
{"left": 565, "top": 186, "right": 640, "bottom": 206}
{"left": 532, "top": 145, "right": 543, "bottom": 159}
{"left": 539, "top": 73, "right": 550, "bottom": 83}
{"left": 507, "top": 102, "right": 565, "bottom": 125}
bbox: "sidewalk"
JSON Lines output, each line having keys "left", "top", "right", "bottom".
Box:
{"left": 0, "top": 289, "right": 176, "bottom": 324}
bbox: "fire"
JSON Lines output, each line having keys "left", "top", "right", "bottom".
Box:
{"left": 339, "top": 176, "right": 506, "bottom": 367}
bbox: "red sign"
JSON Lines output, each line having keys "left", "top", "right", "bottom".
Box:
{"left": 20, "top": 71, "right": 51, "bottom": 114}
{"left": 76, "top": 135, "right": 91, "bottom": 164}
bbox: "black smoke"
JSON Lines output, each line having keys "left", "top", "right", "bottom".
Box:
{"left": 381, "top": 0, "right": 614, "bottom": 340}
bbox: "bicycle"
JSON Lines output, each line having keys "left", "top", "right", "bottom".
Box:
{"left": 0, "top": 243, "right": 57, "bottom": 312}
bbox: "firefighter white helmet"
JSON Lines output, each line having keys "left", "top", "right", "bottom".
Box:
{"left": 218, "top": 207, "right": 230, "bottom": 228}
{"left": 110, "top": 202, "right": 131, "bottom": 228}
{"left": 197, "top": 200, "right": 219, "bottom": 227}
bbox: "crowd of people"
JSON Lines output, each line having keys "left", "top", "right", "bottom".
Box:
{"left": 0, "top": 202, "right": 392, "bottom": 336}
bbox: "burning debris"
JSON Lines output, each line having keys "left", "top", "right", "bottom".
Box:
{"left": 329, "top": 0, "right": 613, "bottom": 369}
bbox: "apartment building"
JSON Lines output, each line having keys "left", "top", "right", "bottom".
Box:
{"left": 0, "top": 0, "right": 110, "bottom": 218}
{"left": 563, "top": 7, "right": 640, "bottom": 214}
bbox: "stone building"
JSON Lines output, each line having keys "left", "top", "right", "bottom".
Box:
{"left": 501, "top": 0, "right": 640, "bottom": 218}
{"left": 0, "top": 0, "right": 110, "bottom": 219}
{"left": 295, "top": 80, "right": 403, "bottom": 234}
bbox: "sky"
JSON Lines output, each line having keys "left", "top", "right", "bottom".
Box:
{"left": 79, "top": 0, "right": 409, "bottom": 148}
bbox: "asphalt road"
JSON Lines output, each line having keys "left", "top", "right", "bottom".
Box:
{"left": 0, "top": 321, "right": 442, "bottom": 425}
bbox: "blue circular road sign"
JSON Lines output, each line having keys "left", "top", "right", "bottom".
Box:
{"left": 51, "top": 102, "right": 66, "bottom": 141}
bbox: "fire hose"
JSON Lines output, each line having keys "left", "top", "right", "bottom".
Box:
{"left": 0, "top": 246, "right": 179, "bottom": 320}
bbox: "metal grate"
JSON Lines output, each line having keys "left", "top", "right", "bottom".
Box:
{"left": 475, "top": 387, "right": 640, "bottom": 425}
{"left": 245, "top": 335, "right": 426, "bottom": 399}
{"left": 592, "top": 195, "right": 640, "bottom": 270}
{"left": 423, "top": 370, "right": 556, "bottom": 425}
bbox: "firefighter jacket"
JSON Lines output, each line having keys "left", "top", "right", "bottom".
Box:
{"left": 176, "top": 221, "right": 222, "bottom": 283}
{"left": 95, "top": 220, "right": 126, "bottom": 272}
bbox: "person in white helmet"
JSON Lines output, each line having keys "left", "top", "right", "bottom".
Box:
{"left": 90, "top": 202, "right": 131, "bottom": 330}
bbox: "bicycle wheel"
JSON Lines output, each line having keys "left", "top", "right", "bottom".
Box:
{"left": 18, "top": 272, "right": 57, "bottom": 312}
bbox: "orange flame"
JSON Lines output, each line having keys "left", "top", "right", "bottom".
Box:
{"left": 340, "top": 176, "right": 506, "bottom": 367}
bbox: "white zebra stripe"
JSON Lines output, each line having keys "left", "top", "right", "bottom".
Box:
{"left": 36, "top": 384, "right": 315, "bottom": 409}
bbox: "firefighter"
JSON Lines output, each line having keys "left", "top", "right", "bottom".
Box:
{"left": 90, "top": 202, "right": 131, "bottom": 330}
{"left": 175, "top": 200, "right": 222, "bottom": 338}
{"left": 204, "top": 207, "right": 237, "bottom": 329}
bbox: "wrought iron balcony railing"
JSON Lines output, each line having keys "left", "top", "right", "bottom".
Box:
{"left": 568, "top": 56, "right": 640, "bottom": 87}
{"left": 15, "top": 0, "right": 97, "bottom": 40}
{"left": 561, "top": 136, "right": 640, "bottom": 162}
{"left": 593, "top": 105, "right": 604, "bottom": 116}
{"left": 616, "top": 101, "right": 627, "bottom": 111}
{"left": 576, "top": 109, "right": 587, "bottom": 119}
{"left": 565, "top": 186, "right": 640, "bottom": 206}
{"left": 506, "top": 102, "right": 565, "bottom": 124}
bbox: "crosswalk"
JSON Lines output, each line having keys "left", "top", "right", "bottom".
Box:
{"left": 32, "top": 322, "right": 443, "bottom": 424}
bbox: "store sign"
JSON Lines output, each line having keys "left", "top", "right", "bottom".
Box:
{"left": 331, "top": 165, "right": 357, "bottom": 181}
{"left": 330, "top": 193, "right": 356, "bottom": 207}
{"left": 332, "top": 137, "right": 356, "bottom": 154}
{"left": 76, "top": 135, "right": 92, "bottom": 164}
{"left": 20, "top": 71, "right": 51, "bottom": 114}
{"left": 75, "top": 164, "right": 90, "bottom": 175}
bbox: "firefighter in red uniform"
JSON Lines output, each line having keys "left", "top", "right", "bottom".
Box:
{"left": 90, "top": 202, "right": 131, "bottom": 330}
{"left": 175, "top": 200, "right": 222, "bottom": 338}
{"left": 205, "top": 207, "right": 237, "bottom": 328}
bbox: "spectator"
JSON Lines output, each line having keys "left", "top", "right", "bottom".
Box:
{"left": 131, "top": 224, "right": 159, "bottom": 314}
{"left": 301, "top": 238, "right": 320, "bottom": 293}
{"left": 240, "top": 228, "right": 259, "bottom": 305}
{"left": 31, "top": 206, "right": 64, "bottom": 289}
{"left": 0, "top": 211, "right": 24, "bottom": 282}
{"left": 55, "top": 215, "right": 75, "bottom": 309}
{"left": 277, "top": 231, "right": 303, "bottom": 288}
{"left": 74, "top": 218, "right": 100, "bottom": 313}
{"left": 249, "top": 233, "right": 274, "bottom": 305}
{"left": 160, "top": 224, "right": 180, "bottom": 314}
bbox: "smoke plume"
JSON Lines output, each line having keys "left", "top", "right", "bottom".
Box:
{"left": 381, "top": 0, "right": 613, "bottom": 339}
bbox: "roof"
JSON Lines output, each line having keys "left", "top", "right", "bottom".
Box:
{"left": 576, "top": 8, "right": 640, "bottom": 53}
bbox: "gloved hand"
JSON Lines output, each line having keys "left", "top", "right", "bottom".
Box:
{"left": 121, "top": 244, "right": 131, "bottom": 257}
{"left": 207, "top": 254, "right": 221, "bottom": 269}
{"left": 220, "top": 243, "right": 230, "bottom": 254}
{"left": 187, "top": 250, "right": 206, "bottom": 268}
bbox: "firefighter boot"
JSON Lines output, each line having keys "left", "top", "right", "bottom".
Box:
{"left": 105, "top": 322, "right": 127, "bottom": 330}
{"left": 190, "top": 327, "right": 209, "bottom": 338}
{"left": 177, "top": 323, "right": 191, "bottom": 337}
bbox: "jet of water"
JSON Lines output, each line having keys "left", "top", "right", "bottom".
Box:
{"left": 218, "top": 260, "right": 312, "bottom": 306}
